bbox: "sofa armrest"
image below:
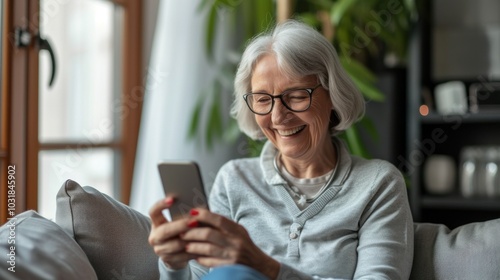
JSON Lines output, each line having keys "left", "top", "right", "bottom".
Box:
{"left": 0, "top": 210, "right": 97, "bottom": 280}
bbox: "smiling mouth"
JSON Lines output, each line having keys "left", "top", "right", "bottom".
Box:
{"left": 277, "top": 125, "right": 306, "bottom": 136}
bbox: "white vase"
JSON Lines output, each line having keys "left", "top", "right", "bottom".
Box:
{"left": 424, "top": 155, "right": 456, "bottom": 195}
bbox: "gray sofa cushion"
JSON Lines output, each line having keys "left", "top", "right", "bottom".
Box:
{"left": 0, "top": 210, "right": 97, "bottom": 280}
{"left": 411, "top": 219, "right": 500, "bottom": 280}
{"left": 56, "top": 179, "right": 159, "bottom": 280}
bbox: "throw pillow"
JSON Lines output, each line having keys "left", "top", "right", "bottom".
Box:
{"left": 56, "top": 179, "right": 159, "bottom": 279}
{"left": 0, "top": 210, "right": 97, "bottom": 280}
{"left": 411, "top": 219, "right": 500, "bottom": 280}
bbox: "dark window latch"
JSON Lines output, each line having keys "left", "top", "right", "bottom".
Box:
{"left": 14, "top": 27, "right": 57, "bottom": 88}
{"left": 14, "top": 27, "right": 31, "bottom": 47}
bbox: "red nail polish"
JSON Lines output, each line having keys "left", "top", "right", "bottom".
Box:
{"left": 190, "top": 209, "right": 199, "bottom": 216}
{"left": 164, "top": 197, "right": 174, "bottom": 207}
{"left": 187, "top": 220, "right": 198, "bottom": 228}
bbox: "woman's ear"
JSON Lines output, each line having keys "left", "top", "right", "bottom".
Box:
{"left": 329, "top": 110, "right": 340, "bottom": 129}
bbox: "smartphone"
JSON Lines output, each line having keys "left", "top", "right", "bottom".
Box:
{"left": 157, "top": 161, "right": 209, "bottom": 221}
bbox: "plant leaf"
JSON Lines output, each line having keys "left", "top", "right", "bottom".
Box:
{"left": 205, "top": 4, "right": 218, "bottom": 60}
{"left": 340, "top": 56, "right": 376, "bottom": 83}
{"left": 223, "top": 119, "right": 241, "bottom": 142}
{"left": 330, "top": 0, "right": 357, "bottom": 26}
{"left": 349, "top": 74, "right": 385, "bottom": 102}
{"left": 340, "top": 58, "right": 385, "bottom": 102}
{"left": 296, "top": 12, "right": 321, "bottom": 27}
{"left": 188, "top": 94, "right": 205, "bottom": 140}
{"left": 247, "top": 138, "right": 266, "bottom": 157}
{"left": 344, "top": 125, "right": 371, "bottom": 158}
{"left": 359, "top": 116, "right": 379, "bottom": 142}
{"left": 242, "top": 0, "right": 256, "bottom": 40}
{"left": 205, "top": 84, "right": 223, "bottom": 148}
{"left": 197, "top": 0, "right": 215, "bottom": 13}
{"left": 312, "top": 0, "right": 335, "bottom": 11}
{"left": 255, "top": 0, "right": 274, "bottom": 32}
{"left": 217, "top": 64, "right": 236, "bottom": 89}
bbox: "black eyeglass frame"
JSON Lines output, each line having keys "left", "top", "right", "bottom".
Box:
{"left": 243, "top": 84, "right": 322, "bottom": 115}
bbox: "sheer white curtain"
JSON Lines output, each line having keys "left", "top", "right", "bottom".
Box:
{"left": 131, "top": 0, "right": 238, "bottom": 215}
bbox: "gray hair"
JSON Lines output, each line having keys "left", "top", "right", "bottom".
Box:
{"left": 231, "top": 20, "right": 365, "bottom": 140}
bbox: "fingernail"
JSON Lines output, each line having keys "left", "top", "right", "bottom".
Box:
{"left": 185, "top": 244, "right": 189, "bottom": 251}
{"left": 187, "top": 220, "right": 198, "bottom": 228}
{"left": 190, "top": 209, "right": 199, "bottom": 216}
{"left": 164, "top": 197, "right": 174, "bottom": 207}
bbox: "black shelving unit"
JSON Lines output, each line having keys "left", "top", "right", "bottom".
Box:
{"left": 406, "top": 0, "right": 500, "bottom": 229}
{"left": 420, "top": 112, "right": 500, "bottom": 124}
{"left": 421, "top": 196, "right": 500, "bottom": 211}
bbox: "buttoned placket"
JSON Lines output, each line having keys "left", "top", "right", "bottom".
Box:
{"left": 287, "top": 221, "right": 304, "bottom": 257}
{"left": 277, "top": 186, "right": 341, "bottom": 258}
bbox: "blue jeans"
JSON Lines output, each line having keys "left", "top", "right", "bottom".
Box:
{"left": 202, "top": 265, "right": 270, "bottom": 280}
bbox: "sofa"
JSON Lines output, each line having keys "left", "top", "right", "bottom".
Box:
{"left": 0, "top": 179, "right": 499, "bottom": 279}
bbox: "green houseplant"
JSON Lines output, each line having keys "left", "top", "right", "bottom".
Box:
{"left": 190, "top": 0, "right": 417, "bottom": 157}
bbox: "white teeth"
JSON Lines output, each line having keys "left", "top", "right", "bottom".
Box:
{"left": 278, "top": 126, "right": 305, "bottom": 136}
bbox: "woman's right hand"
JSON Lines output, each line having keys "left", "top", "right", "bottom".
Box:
{"left": 148, "top": 197, "right": 198, "bottom": 270}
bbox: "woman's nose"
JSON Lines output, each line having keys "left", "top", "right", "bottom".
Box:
{"left": 271, "top": 99, "right": 291, "bottom": 123}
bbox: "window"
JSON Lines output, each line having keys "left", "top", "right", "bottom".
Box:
{"left": 0, "top": 0, "right": 143, "bottom": 222}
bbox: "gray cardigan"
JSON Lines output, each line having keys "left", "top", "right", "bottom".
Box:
{"left": 160, "top": 138, "right": 414, "bottom": 279}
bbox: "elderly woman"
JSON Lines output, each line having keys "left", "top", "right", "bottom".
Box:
{"left": 149, "top": 20, "right": 414, "bottom": 280}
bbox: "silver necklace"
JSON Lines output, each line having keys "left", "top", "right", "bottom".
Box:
{"left": 273, "top": 153, "right": 335, "bottom": 206}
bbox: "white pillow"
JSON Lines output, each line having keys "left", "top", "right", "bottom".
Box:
{"left": 0, "top": 210, "right": 97, "bottom": 280}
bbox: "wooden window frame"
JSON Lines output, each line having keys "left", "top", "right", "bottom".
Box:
{"left": 0, "top": 0, "right": 143, "bottom": 223}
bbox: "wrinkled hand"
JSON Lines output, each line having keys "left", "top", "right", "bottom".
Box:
{"left": 148, "top": 197, "right": 199, "bottom": 270}
{"left": 182, "top": 208, "right": 280, "bottom": 279}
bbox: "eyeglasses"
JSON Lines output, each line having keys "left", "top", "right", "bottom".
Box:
{"left": 243, "top": 85, "right": 322, "bottom": 115}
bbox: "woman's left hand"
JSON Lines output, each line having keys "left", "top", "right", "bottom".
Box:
{"left": 182, "top": 208, "right": 280, "bottom": 279}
